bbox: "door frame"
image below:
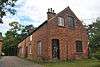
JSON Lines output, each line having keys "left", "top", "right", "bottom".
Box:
{"left": 52, "top": 39, "right": 60, "bottom": 59}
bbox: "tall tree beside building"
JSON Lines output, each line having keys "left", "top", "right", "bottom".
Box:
{"left": 21, "top": 24, "right": 35, "bottom": 39}
{"left": 2, "top": 21, "right": 23, "bottom": 55}
{"left": 2, "top": 21, "right": 35, "bottom": 55}
{"left": 88, "top": 17, "right": 100, "bottom": 58}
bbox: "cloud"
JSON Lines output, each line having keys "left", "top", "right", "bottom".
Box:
{"left": 0, "top": 0, "right": 100, "bottom": 36}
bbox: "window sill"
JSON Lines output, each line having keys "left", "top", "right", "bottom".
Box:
{"left": 76, "top": 52, "right": 83, "bottom": 54}
{"left": 68, "top": 27, "right": 75, "bottom": 30}
{"left": 58, "top": 25, "right": 66, "bottom": 28}
{"left": 28, "top": 53, "right": 32, "bottom": 54}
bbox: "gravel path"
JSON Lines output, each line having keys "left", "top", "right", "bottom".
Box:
{"left": 0, "top": 56, "right": 42, "bottom": 67}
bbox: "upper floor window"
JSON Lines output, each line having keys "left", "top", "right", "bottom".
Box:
{"left": 37, "top": 41, "right": 42, "bottom": 56}
{"left": 68, "top": 16, "right": 75, "bottom": 27}
{"left": 30, "top": 35, "right": 32, "bottom": 41}
{"left": 76, "top": 41, "right": 83, "bottom": 52}
{"left": 58, "top": 17, "right": 64, "bottom": 26}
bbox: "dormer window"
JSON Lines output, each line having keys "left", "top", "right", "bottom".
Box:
{"left": 58, "top": 17, "right": 64, "bottom": 26}
{"left": 68, "top": 16, "right": 75, "bottom": 28}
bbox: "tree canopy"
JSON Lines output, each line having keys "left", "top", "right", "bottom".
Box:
{"left": 0, "top": 0, "right": 17, "bottom": 23}
{"left": 2, "top": 21, "right": 35, "bottom": 56}
{"left": 88, "top": 18, "right": 100, "bottom": 56}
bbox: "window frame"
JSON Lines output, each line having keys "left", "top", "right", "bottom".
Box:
{"left": 58, "top": 17, "right": 65, "bottom": 26}
{"left": 68, "top": 16, "right": 75, "bottom": 28}
{"left": 76, "top": 41, "right": 83, "bottom": 52}
{"left": 37, "top": 41, "right": 42, "bottom": 56}
{"left": 21, "top": 47, "right": 24, "bottom": 54}
{"left": 28, "top": 44, "right": 32, "bottom": 54}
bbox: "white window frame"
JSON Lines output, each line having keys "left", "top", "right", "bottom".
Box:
{"left": 30, "top": 35, "right": 32, "bottom": 41}
{"left": 21, "top": 47, "right": 24, "bottom": 54}
{"left": 58, "top": 17, "right": 64, "bottom": 26}
{"left": 29, "top": 44, "right": 32, "bottom": 54}
{"left": 37, "top": 41, "right": 42, "bottom": 56}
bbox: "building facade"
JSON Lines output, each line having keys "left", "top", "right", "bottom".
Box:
{"left": 18, "top": 7, "right": 89, "bottom": 61}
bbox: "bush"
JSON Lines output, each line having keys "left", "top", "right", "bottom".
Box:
{"left": 94, "top": 53, "right": 100, "bottom": 60}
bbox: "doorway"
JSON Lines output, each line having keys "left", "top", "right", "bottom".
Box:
{"left": 25, "top": 47, "right": 28, "bottom": 58}
{"left": 52, "top": 39, "right": 60, "bottom": 59}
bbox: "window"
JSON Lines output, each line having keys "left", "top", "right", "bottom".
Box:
{"left": 21, "top": 47, "right": 24, "bottom": 54}
{"left": 30, "top": 35, "right": 32, "bottom": 41}
{"left": 37, "top": 41, "right": 42, "bottom": 56}
{"left": 68, "top": 16, "right": 75, "bottom": 27}
{"left": 58, "top": 17, "right": 64, "bottom": 26}
{"left": 76, "top": 41, "right": 83, "bottom": 52}
{"left": 52, "top": 39, "right": 60, "bottom": 59}
{"left": 29, "top": 44, "right": 32, "bottom": 54}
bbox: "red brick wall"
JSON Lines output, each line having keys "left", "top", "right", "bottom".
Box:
{"left": 0, "top": 40, "right": 2, "bottom": 55}
{"left": 18, "top": 40, "right": 26, "bottom": 58}
{"left": 26, "top": 36, "right": 33, "bottom": 60}
{"left": 45, "top": 7, "right": 88, "bottom": 60}
{"left": 31, "top": 23, "right": 50, "bottom": 60}
{"left": 18, "top": 7, "right": 88, "bottom": 61}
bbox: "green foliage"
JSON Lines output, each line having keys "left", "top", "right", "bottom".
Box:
{"left": 43, "top": 59, "right": 100, "bottom": 67}
{"left": 2, "top": 21, "right": 35, "bottom": 56}
{"left": 94, "top": 52, "right": 100, "bottom": 60}
{"left": 88, "top": 17, "right": 100, "bottom": 57}
{"left": 0, "top": 0, "right": 17, "bottom": 23}
{"left": 21, "top": 24, "right": 35, "bottom": 39}
{"left": 9, "top": 21, "right": 23, "bottom": 31}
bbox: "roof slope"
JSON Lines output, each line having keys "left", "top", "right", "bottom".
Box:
{"left": 18, "top": 6, "right": 81, "bottom": 44}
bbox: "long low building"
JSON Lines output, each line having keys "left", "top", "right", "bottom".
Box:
{"left": 18, "top": 6, "right": 89, "bottom": 61}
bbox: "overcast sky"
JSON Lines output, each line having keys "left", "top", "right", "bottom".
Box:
{"left": 0, "top": 0, "right": 100, "bottom": 36}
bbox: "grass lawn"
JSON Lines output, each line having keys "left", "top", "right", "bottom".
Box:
{"left": 42, "top": 59, "right": 100, "bottom": 67}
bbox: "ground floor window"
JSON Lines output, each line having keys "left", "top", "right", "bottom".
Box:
{"left": 28, "top": 44, "right": 32, "bottom": 54}
{"left": 21, "top": 47, "right": 24, "bottom": 54}
{"left": 37, "top": 41, "right": 42, "bottom": 56}
{"left": 76, "top": 41, "right": 83, "bottom": 52}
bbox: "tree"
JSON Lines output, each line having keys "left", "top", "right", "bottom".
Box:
{"left": 21, "top": 24, "right": 35, "bottom": 39}
{"left": 0, "top": 0, "right": 17, "bottom": 23}
{"left": 2, "top": 21, "right": 35, "bottom": 56}
{"left": 2, "top": 21, "right": 22, "bottom": 56}
{"left": 88, "top": 17, "right": 100, "bottom": 57}
{"left": 9, "top": 21, "right": 24, "bottom": 34}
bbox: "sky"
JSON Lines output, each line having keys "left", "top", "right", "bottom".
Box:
{"left": 0, "top": 0, "right": 100, "bottom": 36}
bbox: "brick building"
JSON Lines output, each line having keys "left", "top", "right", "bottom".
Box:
{"left": 18, "top": 7, "right": 89, "bottom": 61}
{"left": 0, "top": 32, "right": 3, "bottom": 56}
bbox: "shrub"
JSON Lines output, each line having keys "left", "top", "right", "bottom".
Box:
{"left": 94, "top": 52, "right": 100, "bottom": 60}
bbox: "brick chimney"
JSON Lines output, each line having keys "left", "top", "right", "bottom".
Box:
{"left": 47, "top": 8, "right": 56, "bottom": 20}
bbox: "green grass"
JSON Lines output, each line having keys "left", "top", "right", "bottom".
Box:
{"left": 42, "top": 59, "right": 100, "bottom": 67}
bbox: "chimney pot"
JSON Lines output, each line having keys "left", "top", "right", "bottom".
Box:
{"left": 53, "top": 10, "right": 54, "bottom": 13}
{"left": 50, "top": 8, "right": 52, "bottom": 12}
{"left": 47, "top": 8, "right": 56, "bottom": 20}
{"left": 48, "top": 9, "right": 50, "bottom": 12}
